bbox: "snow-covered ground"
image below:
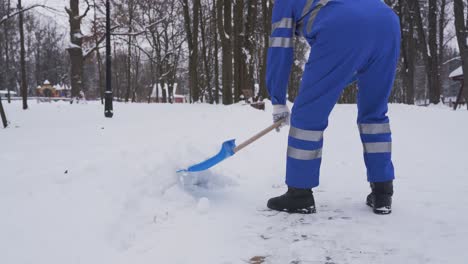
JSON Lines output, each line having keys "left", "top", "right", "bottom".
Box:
{"left": 1, "top": 101, "right": 467, "bottom": 264}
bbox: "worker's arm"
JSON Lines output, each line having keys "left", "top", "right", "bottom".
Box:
{"left": 266, "top": 0, "right": 296, "bottom": 105}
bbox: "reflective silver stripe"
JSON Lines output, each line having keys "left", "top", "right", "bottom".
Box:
{"left": 306, "top": 0, "right": 331, "bottom": 33}
{"left": 359, "top": 123, "right": 391, "bottom": 134}
{"left": 272, "top": 18, "right": 294, "bottom": 32}
{"left": 301, "top": 0, "right": 315, "bottom": 17}
{"left": 363, "top": 142, "right": 392, "bottom": 153}
{"left": 289, "top": 127, "right": 323, "bottom": 141}
{"left": 269, "top": 37, "right": 293, "bottom": 48}
{"left": 297, "top": 0, "right": 315, "bottom": 36}
{"left": 288, "top": 146, "right": 322, "bottom": 160}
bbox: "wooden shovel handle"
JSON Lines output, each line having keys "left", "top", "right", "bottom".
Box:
{"left": 233, "top": 119, "right": 285, "bottom": 153}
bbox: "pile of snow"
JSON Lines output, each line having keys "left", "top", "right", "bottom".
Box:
{"left": 449, "top": 66, "right": 463, "bottom": 78}
{"left": 1, "top": 101, "right": 468, "bottom": 263}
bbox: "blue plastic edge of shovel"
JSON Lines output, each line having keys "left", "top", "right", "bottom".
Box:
{"left": 177, "top": 119, "right": 284, "bottom": 173}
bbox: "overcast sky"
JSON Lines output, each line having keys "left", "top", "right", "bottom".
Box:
{"left": 27, "top": 0, "right": 93, "bottom": 34}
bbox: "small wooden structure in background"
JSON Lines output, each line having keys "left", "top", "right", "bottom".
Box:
{"left": 36, "top": 80, "right": 71, "bottom": 98}
{"left": 449, "top": 66, "right": 467, "bottom": 110}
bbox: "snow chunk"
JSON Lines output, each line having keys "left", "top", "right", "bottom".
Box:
{"left": 449, "top": 66, "right": 463, "bottom": 78}
{"left": 196, "top": 197, "right": 210, "bottom": 214}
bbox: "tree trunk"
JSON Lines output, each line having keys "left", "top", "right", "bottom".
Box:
{"left": 259, "top": 0, "right": 271, "bottom": 100}
{"left": 453, "top": 0, "right": 468, "bottom": 110}
{"left": 438, "top": 0, "right": 446, "bottom": 99}
{"left": 217, "top": 0, "right": 233, "bottom": 105}
{"left": 93, "top": 0, "right": 104, "bottom": 104}
{"left": 148, "top": 54, "right": 155, "bottom": 103}
{"left": 410, "top": 0, "right": 432, "bottom": 105}
{"left": 4, "top": 0, "right": 11, "bottom": 103}
{"left": 18, "top": 0, "right": 28, "bottom": 109}
{"left": 66, "top": 0, "right": 88, "bottom": 99}
{"left": 125, "top": 42, "right": 132, "bottom": 102}
{"left": 245, "top": 0, "right": 257, "bottom": 100}
{"left": 398, "top": 0, "right": 415, "bottom": 105}
{"left": 131, "top": 47, "right": 139, "bottom": 102}
{"left": 199, "top": 5, "right": 213, "bottom": 104}
{"left": 97, "top": 47, "right": 104, "bottom": 104}
{"left": 212, "top": 0, "right": 220, "bottom": 104}
{"left": 233, "top": 0, "right": 244, "bottom": 102}
{"left": 182, "top": 0, "right": 200, "bottom": 103}
{"left": 125, "top": 0, "right": 134, "bottom": 103}
{"left": 428, "top": 0, "right": 440, "bottom": 104}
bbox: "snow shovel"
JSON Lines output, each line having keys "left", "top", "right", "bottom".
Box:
{"left": 177, "top": 119, "right": 285, "bottom": 173}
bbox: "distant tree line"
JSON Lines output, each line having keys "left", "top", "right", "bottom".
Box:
{"left": 0, "top": 0, "right": 467, "bottom": 109}
{"left": 0, "top": 0, "right": 68, "bottom": 109}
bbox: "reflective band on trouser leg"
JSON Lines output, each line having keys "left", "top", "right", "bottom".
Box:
{"left": 286, "top": 126, "right": 324, "bottom": 189}
{"left": 306, "top": 0, "right": 331, "bottom": 33}
{"left": 359, "top": 122, "right": 392, "bottom": 154}
{"left": 287, "top": 146, "right": 322, "bottom": 160}
{"left": 359, "top": 123, "right": 391, "bottom": 135}
{"left": 271, "top": 18, "right": 294, "bottom": 32}
{"left": 269, "top": 37, "right": 293, "bottom": 48}
{"left": 289, "top": 127, "right": 323, "bottom": 141}
{"left": 358, "top": 123, "right": 394, "bottom": 183}
{"left": 363, "top": 142, "right": 392, "bottom": 153}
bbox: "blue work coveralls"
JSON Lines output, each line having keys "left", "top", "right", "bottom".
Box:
{"left": 266, "top": 0, "right": 400, "bottom": 189}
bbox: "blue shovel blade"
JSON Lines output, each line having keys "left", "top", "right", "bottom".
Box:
{"left": 177, "top": 139, "right": 237, "bottom": 173}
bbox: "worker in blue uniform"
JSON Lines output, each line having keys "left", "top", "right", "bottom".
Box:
{"left": 266, "top": 0, "right": 400, "bottom": 214}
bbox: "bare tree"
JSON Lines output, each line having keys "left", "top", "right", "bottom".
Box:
{"left": 124, "top": 0, "right": 135, "bottom": 103}
{"left": 453, "top": 0, "right": 468, "bottom": 110}
{"left": 66, "top": 0, "right": 91, "bottom": 99}
{"left": 0, "top": 3, "right": 50, "bottom": 25}
{"left": 428, "top": 0, "right": 441, "bottom": 104}
{"left": 199, "top": 1, "right": 213, "bottom": 103}
{"left": 244, "top": 0, "right": 257, "bottom": 100}
{"left": 398, "top": 0, "right": 416, "bottom": 104}
{"left": 217, "top": 0, "right": 233, "bottom": 105}
{"left": 212, "top": 0, "right": 220, "bottom": 104}
{"left": 18, "top": 0, "right": 27, "bottom": 109}
{"left": 3, "top": 0, "right": 11, "bottom": 103}
{"left": 92, "top": 0, "right": 105, "bottom": 104}
{"left": 182, "top": 0, "right": 201, "bottom": 103}
{"left": 258, "top": 0, "right": 271, "bottom": 100}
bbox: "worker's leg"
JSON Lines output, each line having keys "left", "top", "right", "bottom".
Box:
{"left": 286, "top": 40, "right": 363, "bottom": 189}
{"left": 356, "top": 17, "right": 401, "bottom": 183}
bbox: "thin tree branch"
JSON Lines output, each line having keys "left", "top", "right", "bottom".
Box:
{"left": 0, "top": 4, "right": 57, "bottom": 25}
{"left": 83, "top": 25, "right": 120, "bottom": 60}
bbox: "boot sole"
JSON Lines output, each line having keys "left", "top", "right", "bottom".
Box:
{"left": 366, "top": 201, "right": 392, "bottom": 215}
{"left": 267, "top": 205, "right": 317, "bottom": 214}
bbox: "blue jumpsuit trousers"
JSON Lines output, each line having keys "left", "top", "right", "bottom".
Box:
{"left": 266, "top": 0, "right": 401, "bottom": 189}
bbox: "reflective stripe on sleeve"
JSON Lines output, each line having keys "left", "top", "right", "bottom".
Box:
{"left": 272, "top": 18, "right": 294, "bottom": 32}
{"left": 306, "top": 0, "right": 331, "bottom": 33}
{"left": 359, "top": 123, "right": 391, "bottom": 134}
{"left": 301, "top": 0, "right": 315, "bottom": 17}
{"left": 363, "top": 142, "right": 392, "bottom": 153}
{"left": 287, "top": 146, "right": 322, "bottom": 160}
{"left": 269, "top": 37, "right": 294, "bottom": 48}
{"left": 297, "top": 0, "right": 315, "bottom": 35}
{"left": 289, "top": 126, "right": 323, "bottom": 141}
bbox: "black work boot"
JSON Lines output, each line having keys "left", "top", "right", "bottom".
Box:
{"left": 267, "top": 187, "right": 316, "bottom": 214}
{"left": 366, "top": 181, "right": 393, "bottom": 215}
